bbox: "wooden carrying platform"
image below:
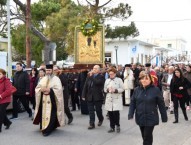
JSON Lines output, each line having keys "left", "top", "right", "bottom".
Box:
{"left": 73, "top": 64, "right": 103, "bottom": 69}
{"left": 60, "top": 64, "right": 103, "bottom": 73}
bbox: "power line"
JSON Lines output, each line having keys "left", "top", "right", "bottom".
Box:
{"left": 133, "top": 18, "right": 191, "bottom": 23}
{"left": 105, "top": 18, "right": 191, "bottom": 23}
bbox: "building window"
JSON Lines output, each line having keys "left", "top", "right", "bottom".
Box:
{"left": 141, "top": 54, "right": 143, "bottom": 64}
{"left": 137, "top": 54, "right": 139, "bottom": 63}
{"left": 167, "top": 44, "right": 172, "bottom": 48}
{"left": 131, "top": 57, "right": 134, "bottom": 63}
{"left": 145, "top": 55, "right": 148, "bottom": 63}
{"left": 105, "top": 52, "right": 111, "bottom": 63}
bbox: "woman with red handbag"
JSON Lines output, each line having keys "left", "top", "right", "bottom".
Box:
{"left": 170, "top": 68, "right": 191, "bottom": 123}
{"left": 0, "top": 68, "right": 12, "bottom": 133}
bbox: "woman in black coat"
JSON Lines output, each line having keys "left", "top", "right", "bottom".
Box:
{"left": 170, "top": 68, "right": 191, "bottom": 123}
{"left": 128, "top": 71, "right": 167, "bottom": 145}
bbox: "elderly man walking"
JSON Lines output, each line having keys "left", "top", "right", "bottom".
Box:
{"left": 82, "top": 65, "right": 105, "bottom": 129}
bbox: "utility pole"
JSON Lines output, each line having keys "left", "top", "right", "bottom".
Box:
{"left": 26, "top": 0, "right": 31, "bottom": 68}
{"left": 7, "top": 0, "right": 12, "bottom": 78}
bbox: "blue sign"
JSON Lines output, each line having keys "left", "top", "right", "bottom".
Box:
{"left": 132, "top": 46, "right": 137, "bottom": 53}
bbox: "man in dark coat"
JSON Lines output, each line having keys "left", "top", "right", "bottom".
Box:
{"left": 76, "top": 69, "right": 88, "bottom": 114}
{"left": 53, "top": 66, "right": 73, "bottom": 125}
{"left": 82, "top": 65, "right": 105, "bottom": 129}
{"left": 68, "top": 72, "right": 80, "bottom": 111}
{"left": 11, "top": 62, "right": 32, "bottom": 119}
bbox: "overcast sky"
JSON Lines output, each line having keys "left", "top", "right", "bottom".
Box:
{"left": 22, "top": 0, "right": 191, "bottom": 48}
{"left": 106, "top": 0, "right": 191, "bottom": 48}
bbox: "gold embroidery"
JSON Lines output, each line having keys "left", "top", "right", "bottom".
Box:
{"left": 42, "top": 77, "right": 50, "bottom": 129}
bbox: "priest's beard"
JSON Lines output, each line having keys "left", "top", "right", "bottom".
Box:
{"left": 46, "top": 74, "right": 54, "bottom": 79}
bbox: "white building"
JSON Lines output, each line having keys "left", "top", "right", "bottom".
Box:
{"left": 150, "top": 37, "right": 190, "bottom": 63}
{"left": 150, "top": 37, "right": 187, "bottom": 56}
{"left": 105, "top": 36, "right": 189, "bottom": 66}
{"left": 105, "top": 38, "right": 162, "bottom": 66}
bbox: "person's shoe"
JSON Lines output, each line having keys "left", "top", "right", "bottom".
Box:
{"left": 71, "top": 109, "right": 76, "bottom": 111}
{"left": 29, "top": 112, "right": 32, "bottom": 118}
{"left": 43, "top": 132, "right": 50, "bottom": 137}
{"left": 68, "top": 117, "right": 73, "bottom": 124}
{"left": 5, "top": 122, "right": 12, "bottom": 129}
{"left": 170, "top": 111, "right": 174, "bottom": 114}
{"left": 108, "top": 128, "right": 115, "bottom": 133}
{"left": 10, "top": 116, "right": 18, "bottom": 120}
{"left": 98, "top": 118, "right": 104, "bottom": 126}
{"left": 116, "top": 126, "right": 120, "bottom": 133}
{"left": 173, "top": 120, "right": 178, "bottom": 123}
{"left": 88, "top": 124, "right": 95, "bottom": 129}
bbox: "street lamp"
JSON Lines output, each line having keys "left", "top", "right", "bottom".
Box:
{"left": 114, "top": 46, "right": 118, "bottom": 67}
{"left": 161, "top": 51, "right": 163, "bottom": 66}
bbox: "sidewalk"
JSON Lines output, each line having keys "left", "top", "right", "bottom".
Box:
{"left": 1, "top": 106, "right": 191, "bottom": 145}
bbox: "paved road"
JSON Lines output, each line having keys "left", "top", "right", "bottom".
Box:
{"left": 1, "top": 106, "right": 191, "bottom": 145}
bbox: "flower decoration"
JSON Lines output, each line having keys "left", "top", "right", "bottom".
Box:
{"left": 80, "top": 19, "right": 99, "bottom": 37}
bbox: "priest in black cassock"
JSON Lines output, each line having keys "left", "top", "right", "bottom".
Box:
{"left": 33, "top": 64, "right": 65, "bottom": 136}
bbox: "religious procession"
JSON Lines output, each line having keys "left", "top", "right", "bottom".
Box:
{"left": 1, "top": 62, "right": 191, "bottom": 145}
{"left": 1, "top": 0, "right": 191, "bottom": 145}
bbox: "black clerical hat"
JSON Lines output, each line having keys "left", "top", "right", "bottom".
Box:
{"left": 145, "top": 63, "right": 151, "bottom": 67}
{"left": 46, "top": 64, "right": 53, "bottom": 69}
{"left": 125, "top": 64, "right": 131, "bottom": 67}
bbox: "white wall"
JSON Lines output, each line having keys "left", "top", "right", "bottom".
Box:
{"left": 105, "top": 40, "right": 155, "bottom": 66}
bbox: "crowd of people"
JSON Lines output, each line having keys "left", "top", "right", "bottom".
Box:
{"left": 1, "top": 61, "right": 191, "bottom": 144}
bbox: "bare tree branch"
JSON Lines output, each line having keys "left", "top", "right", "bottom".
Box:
{"left": 98, "top": 0, "right": 112, "bottom": 9}
{"left": 12, "top": 16, "right": 25, "bottom": 22}
{"left": 13, "top": 0, "right": 26, "bottom": 15}
{"left": 10, "top": 9, "right": 24, "bottom": 18}
{"left": 0, "top": 16, "right": 24, "bottom": 34}
{"left": 30, "top": 23, "right": 49, "bottom": 42}
{"left": 13, "top": 0, "right": 49, "bottom": 43}
{"left": 0, "top": 23, "right": 7, "bottom": 33}
{"left": 86, "top": 0, "right": 94, "bottom": 7}
{"left": 95, "top": 0, "right": 99, "bottom": 7}
{"left": 76, "top": 0, "right": 81, "bottom": 6}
